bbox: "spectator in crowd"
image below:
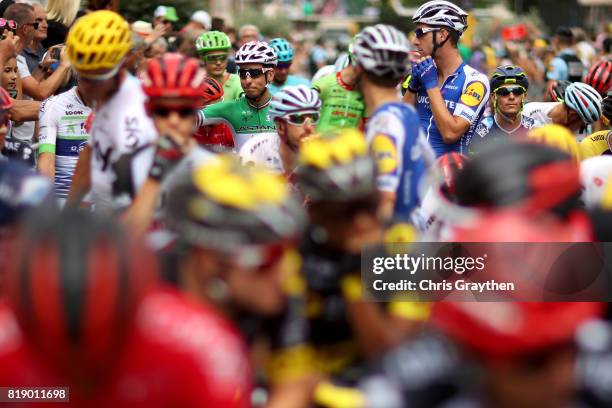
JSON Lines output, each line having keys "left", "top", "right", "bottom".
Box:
{"left": 237, "top": 24, "right": 260, "bottom": 47}
{"left": 124, "top": 32, "right": 147, "bottom": 76}
{"left": 43, "top": 0, "right": 80, "bottom": 48}
{"left": 182, "top": 10, "right": 211, "bottom": 32}
{"left": 21, "top": 1, "right": 47, "bottom": 74}
{"left": 548, "top": 26, "right": 584, "bottom": 84}
{"left": 152, "top": 5, "right": 177, "bottom": 39}
{"left": 1, "top": 56, "right": 18, "bottom": 99}
{"left": 146, "top": 37, "right": 168, "bottom": 59}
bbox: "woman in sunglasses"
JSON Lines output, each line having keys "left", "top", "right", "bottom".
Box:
{"left": 471, "top": 65, "right": 535, "bottom": 153}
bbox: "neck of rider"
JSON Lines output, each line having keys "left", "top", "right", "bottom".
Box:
{"left": 340, "top": 65, "right": 359, "bottom": 87}
{"left": 360, "top": 76, "right": 399, "bottom": 116}
{"left": 247, "top": 87, "right": 271, "bottom": 108}
{"left": 433, "top": 32, "right": 463, "bottom": 80}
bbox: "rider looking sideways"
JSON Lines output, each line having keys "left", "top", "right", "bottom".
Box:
{"left": 0, "top": 211, "right": 252, "bottom": 407}
{"left": 312, "top": 36, "right": 366, "bottom": 133}
{"left": 471, "top": 65, "right": 535, "bottom": 152}
{"left": 195, "top": 31, "right": 243, "bottom": 101}
{"left": 268, "top": 38, "right": 309, "bottom": 95}
{"left": 522, "top": 82, "right": 603, "bottom": 132}
{"left": 196, "top": 41, "right": 277, "bottom": 151}
{"left": 268, "top": 85, "right": 320, "bottom": 175}
{"left": 37, "top": 82, "right": 93, "bottom": 206}
{"left": 404, "top": 0, "right": 490, "bottom": 157}
{"left": 66, "top": 11, "right": 157, "bottom": 211}
{"left": 352, "top": 24, "right": 430, "bottom": 220}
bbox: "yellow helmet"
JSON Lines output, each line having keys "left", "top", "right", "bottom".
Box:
{"left": 296, "top": 128, "right": 376, "bottom": 202}
{"left": 66, "top": 11, "right": 131, "bottom": 72}
{"left": 526, "top": 124, "right": 582, "bottom": 164}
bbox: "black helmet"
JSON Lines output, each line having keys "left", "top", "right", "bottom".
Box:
{"left": 455, "top": 140, "right": 581, "bottom": 218}
{"left": 490, "top": 65, "right": 529, "bottom": 92}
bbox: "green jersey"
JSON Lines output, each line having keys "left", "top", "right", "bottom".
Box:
{"left": 223, "top": 73, "right": 243, "bottom": 101}
{"left": 197, "top": 96, "right": 276, "bottom": 151}
{"left": 312, "top": 71, "right": 366, "bottom": 133}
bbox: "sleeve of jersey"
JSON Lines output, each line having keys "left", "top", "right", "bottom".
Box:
{"left": 367, "top": 111, "right": 405, "bottom": 193}
{"left": 453, "top": 73, "right": 491, "bottom": 125}
{"left": 37, "top": 97, "right": 58, "bottom": 154}
{"left": 199, "top": 101, "right": 232, "bottom": 127}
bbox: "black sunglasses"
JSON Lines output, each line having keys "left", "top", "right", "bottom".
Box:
{"left": 238, "top": 68, "right": 267, "bottom": 79}
{"left": 24, "top": 21, "right": 39, "bottom": 30}
{"left": 495, "top": 86, "right": 526, "bottom": 97}
{"left": 151, "top": 106, "right": 197, "bottom": 118}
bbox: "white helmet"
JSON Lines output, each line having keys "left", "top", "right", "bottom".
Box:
{"left": 352, "top": 24, "right": 411, "bottom": 79}
{"left": 269, "top": 85, "right": 321, "bottom": 120}
{"left": 580, "top": 156, "right": 612, "bottom": 208}
{"left": 413, "top": 0, "right": 469, "bottom": 35}
{"left": 564, "top": 82, "right": 603, "bottom": 125}
{"left": 235, "top": 41, "right": 277, "bottom": 67}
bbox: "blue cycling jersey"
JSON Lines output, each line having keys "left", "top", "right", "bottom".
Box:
{"left": 268, "top": 75, "right": 310, "bottom": 95}
{"left": 414, "top": 62, "right": 490, "bottom": 157}
{"left": 366, "top": 102, "right": 433, "bottom": 220}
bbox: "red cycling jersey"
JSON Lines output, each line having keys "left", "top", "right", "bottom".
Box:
{"left": 193, "top": 124, "right": 235, "bottom": 150}
{"left": 0, "top": 288, "right": 252, "bottom": 408}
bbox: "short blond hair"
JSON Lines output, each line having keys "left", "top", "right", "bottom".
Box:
{"left": 46, "top": 0, "right": 80, "bottom": 26}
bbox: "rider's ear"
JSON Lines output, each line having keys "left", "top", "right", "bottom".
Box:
{"left": 266, "top": 69, "right": 274, "bottom": 82}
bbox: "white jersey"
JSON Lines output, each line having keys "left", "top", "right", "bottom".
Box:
{"left": 112, "top": 144, "right": 216, "bottom": 218}
{"left": 237, "top": 133, "right": 283, "bottom": 174}
{"left": 580, "top": 156, "right": 612, "bottom": 209}
{"left": 88, "top": 75, "right": 157, "bottom": 212}
{"left": 38, "top": 87, "right": 91, "bottom": 201}
{"left": 522, "top": 102, "right": 559, "bottom": 127}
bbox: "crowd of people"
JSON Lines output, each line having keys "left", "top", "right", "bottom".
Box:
{"left": 0, "top": 0, "right": 611, "bottom": 407}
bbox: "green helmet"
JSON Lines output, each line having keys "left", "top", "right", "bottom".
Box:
{"left": 195, "top": 30, "right": 231, "bottom": 55}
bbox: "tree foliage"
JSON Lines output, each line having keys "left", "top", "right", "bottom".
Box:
{"left": 119, "top": 0, "right": 203, "bottom": 24}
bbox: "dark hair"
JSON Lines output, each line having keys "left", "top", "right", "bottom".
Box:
{"left": 364, "top": 71, "right": 402, "bottom": 88}
{"left": 447, "top": 28, "right": 460, "bottom": 47}
{"left": 88, "top": 0, "right": 113, "bottom": 11}
{"left": 211, "top": 17, "right": 224, "bottom": 32}
{"left": 555, "top": 26, "right": 574, "bottom": 45}
{"left": 3, "top": 3, "right": 33, "bottom": 26}
{"left": 604, "top": 37, "right": 611, "bottom": 54}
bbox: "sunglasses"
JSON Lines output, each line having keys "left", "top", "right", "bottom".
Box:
{"left": 151, "top": 106, "right": 197, "bottom": 118}
{"left": 415, "top": 27, "right": 441, "bottom": 38}
{"left": 24, "top": 21, "right": 39, "bottom": 30}
{"left": 284, "top": 112, "right": 319, "bottom": 126}
{"left": 204, "top": 54, "right": 228, "bottom": 63}
{"left": 238, "top": 68, "right": 268, "bottom": 79}
{"left": 0, "top": 19, "right": 17, "bottom": 31}
{"left": 495, "top": 86, "right": 526, "bottom": 96}
{"left": 277, "top": 62, "right": 292, "bottom": 70}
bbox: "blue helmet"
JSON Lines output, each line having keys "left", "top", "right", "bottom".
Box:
{"left": 269, "top": 38, "right": 294, "bottom": 63}
{"left": 490, "top": 65, "right": 529, "bottom": 91}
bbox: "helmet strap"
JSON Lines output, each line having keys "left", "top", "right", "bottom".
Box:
{"left": 431, "top": 30, "right": 450, "bottom": 59}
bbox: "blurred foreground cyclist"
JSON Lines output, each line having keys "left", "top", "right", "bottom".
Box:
{"left": 0, "top": 211, "right": 252, "bottom": 407}
{"left": 265, "top": 130, "right": 427, "bottom": 407}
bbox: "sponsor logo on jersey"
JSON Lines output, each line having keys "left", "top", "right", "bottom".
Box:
{"left": 460, "top": 81, "right": 485, "bottom": 107}
{"left": 65, "top": 110, "right": 84, "bottom": 115}
{"left": 371, "top": 134, "right": 398, "bottom": 174}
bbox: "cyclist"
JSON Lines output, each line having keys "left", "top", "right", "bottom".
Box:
{"left": 0, "top": 210, "right": 252, "bottom": 407}
{"left": 352, "top": 24, "right": 431, "bottom": 220}
{"left": 546, "top": 79, "right": 571, "bottom": 102}
{"left": 65, "top": 11, "right": 157, "bottom": 212}
{"left": 472, "top": 65, "right": 535, "bottom": 151}
{"left": 268, "top": 38, "right": 309, "bottom": 95}
{"left": 523, "top": 82, "right": 603, "bottom": 132}
{"left": 580, "top": 129, "right": 612, "bottom": 158}
{"left": 268, "top": 84, "right": 320, "bottom": 176}
{"left": 584, "top": 59, "right": 611, "bottom": 97}
{"left": 581, "top": 156, "right": 612, "bottom": 208}
{"left": 196, "top": 41, "right": 278, "bottom": 152}
{"left": 404, "top": 0, "right": 490, "bottom": 156}
{"left": 195, "top": 30, "right": 243, "bottom": 101}
{"left": 311, "top": 36, "right": 366, "bottom": 133}
{"left": 112, "top": 53, "right": 215, "bottom": 236}
{"left": 264, "top": 130, "right": 427, "bottom": 407}
{"left": 604, "top": 89, "right": 612, "bottom": 122}
{"left": 37, "top": 81, "right": 93, "bottom": 206}
{"left": 193, "top": 76, "right": 235, "bottom": 151}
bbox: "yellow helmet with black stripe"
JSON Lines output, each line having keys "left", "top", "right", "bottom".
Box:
{"left": 165, "top": 155, "right": 306, "bottom": 250}
{"left": 526, "top": 124, "right": 582, "bottom": 164}
{"left": 66, "top": 11, "right": 131, "bottom": 72}
{"left": 296, "top": 128, "right": 377, "bottom": 202}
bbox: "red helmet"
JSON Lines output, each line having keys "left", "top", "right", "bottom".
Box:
{"left": 141, "top": 53, "right": 207, "bottom": 101}
{"left": 200, "top": 76, "right": 224, "bottom": 105}
{"left": 547, "top": 80, "right": 571, "bottom": 102}
{"left": 440, "top": 211, "right": 602, "bottom": 358}
{"left": 585, "top": 59, "right": 612, "bottom": 96}
{"left": 433, "top": 301, "right": 603, "bottom": 359}
{"left": 6, "top": 211, "right": 158, "bottom": 380}
{"left": 436, "top": 152, "right": 469, "bottom": 198}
